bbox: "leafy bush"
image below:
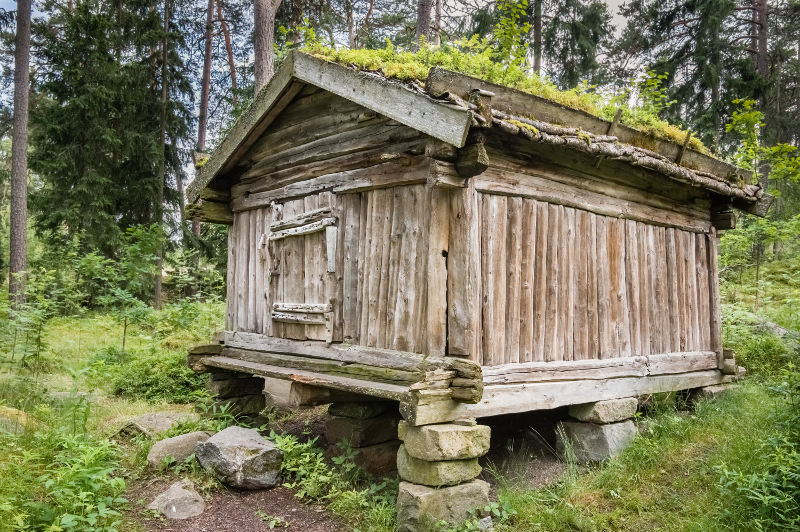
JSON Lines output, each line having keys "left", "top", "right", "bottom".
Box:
{"left": 0, "top": 401, "right": 126, "bottom": 531}
{"left": 269, "top": 432, "right": 396, "bottom": 530}
{"left": 717, "top": 368, "right": 800, "bottom": 531}
{"left": 108, "top": 348, "right": 206, "bottom": 403}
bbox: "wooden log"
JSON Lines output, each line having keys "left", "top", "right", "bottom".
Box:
{"left": 519, "top": 199, "right": 536, "bottom": 363}
{"left": 271, "top": 311, "right": 328, "bottom": 325}
{"left": 587, "top": 213, "right": 600, "bottom": 359}
{"left": 248, "top": 208, "right": 257, "bottom": 332}
{"left": 341, "top": 194, "right": 361, "bottom": 342}
{"left": 273, "top": 302, "right": 332, "bottom": 313}
{"left": 574, "top": 209, "right": 590, "bottom": 360}
{"left": 428, "top": 159, "right": 467, "bottom": 188}
{"left": 707, "top": 229, "right": 723, "bottom": 367}
{"left": 482, "top": 194, "right": 508, "bottom": 365}
{"left": 531, "top": 202, "right": 548, "bottom": 361}
{"left": 268, "top": 217, "right": 336, "bottom": 241}
{"left": 608, "top": 217, "right": 630, "bottom": 357}
{"left": 636, "top": 221, "right": 651, "bottom": 356}
{"left": 455, "top": 140, "right": 490, "bottom": 177}
{"left": 234, "top": 211, "right": 249, "bottom": 331}
{"left": 282, "top": 199, "right": 306, "bottom": 340}
{"left": 505, "top": 196, "right": 523, "bottom": 364}
{"left": 665, "top": 227, "right": 680, "bottom": 352}
{"left": 427, "top": 187, "right": 450, "bottom": 357}
{"left": 186, "top": 199, "right": 233, "bottom": 224}
{"left": 271, "top": 206, "right": 332, "bottom": 231}
{"left": 225, "top": 226, "right": 236, "bottom": 330}
{"left": 595, "top": 215, "right": 613, "bottom": 359}
{"left": 473, "top": 167, "right": 710, "bottom": 233}
{"left": 407, "top": 369, "right": 729, "bottom": 424}
{"left": 447, "top": 180, "right": 482, "bottom": 361}
{"left": 624, "top": 220, "right": 641, "bottom": 357}
{"left": 204, "top": 355, "right": 408, "bottom": 401}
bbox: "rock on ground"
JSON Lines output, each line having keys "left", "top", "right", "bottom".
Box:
{"left": 147, "top": 479, "right": 205, "bottom": 520}
{"left": 117, "top": 412, "right": 197, "bottom": 439}
{"left": 195, "top": 426, "right": 283, "bottom": 489}
{"left": 568, "top": 398, "right": 638, "bottom": 424}
{"left": 147, "top": 431, "right": 212, "bottom": 468}
{"left": 557, "top": 420, "right": 637, "bottom": 463}
{"left": 396, "top": 479, "right": 490, "bottom": 532}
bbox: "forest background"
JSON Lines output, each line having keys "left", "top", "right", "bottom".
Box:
{"left": 0, "top": 0, "right": 798, "bottom": 530}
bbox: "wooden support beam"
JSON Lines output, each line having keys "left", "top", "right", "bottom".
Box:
{"left": 186, "top": 199, "right": 233, "bottom": 224}
{"left": 455, "top": 133, "right": 489, "bottom": 177}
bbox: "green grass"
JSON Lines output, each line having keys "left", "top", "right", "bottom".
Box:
{"left": 493, "top": 384, "right": 786, "bottom": 531}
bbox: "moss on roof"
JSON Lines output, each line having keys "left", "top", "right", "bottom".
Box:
{"left": 303, "top": 40, "right": 710, "bottom": 155}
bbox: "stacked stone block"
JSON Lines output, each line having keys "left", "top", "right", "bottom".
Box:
{"left": 557, "top": 397, "right": 638, "bottom": 463}
{"left": 325, "top": 402, "right": 401, "bottom": 476}
{"left": 396, "top": 419, "right": 491, "bottom": 532}
{"left": 207, "top": 371, "right": 266, "bottom": 416}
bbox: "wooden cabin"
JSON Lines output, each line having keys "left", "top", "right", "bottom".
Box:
{"left": 187, "top": 51, "right": 770, "bottom": 426}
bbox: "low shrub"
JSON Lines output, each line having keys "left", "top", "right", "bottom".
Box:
{"left": 108, "top": 348, "right": 206, "bottom": 403}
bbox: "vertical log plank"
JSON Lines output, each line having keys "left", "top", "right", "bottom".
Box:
{"left": 544, "top": 204, "right": 562, "bottom": 362}
{"left": 608, "top": 218, "right": 631, "bottom": 357}
{"left": 624, "top": 219, "right": 641, "bottom": 356}
{"left": 665, "top": 228, "right": 680, "bottom": 352}
{"left": 482, "top": 194, "right": 508, "bottom": 365}
{"left": 563, "top": 207, "right": 576, "bottom": 360}
{"left": 426, "top": 187, "right": 450, "bottom": 357}
{"left": 226, "top": 222, "right": 236, "bottom": 331}
{"left": 595, "top": 215, "right": 613, "bottom": 358}
{"left": 447, "top": 181, "right": 482, "bottom": 361}
{"left": 574, "top": 210, "right": 590, "bottom": 360}
{"left": 532, "top": 201, "right": 549, "bottom": 362}
{"left": 587, "top": 212, "right": 600, "bottom": 359}
{"left": 505, "top": 196, "right": 523, "bottom": 364}
{"left": 519, "top": 199, "right": 537, "bottom": 363}
{"left": 341, "top": 194, "right": 361, "bottom": 342}
{"left": 707, "top": 229, "right": 723, "bottom": 366}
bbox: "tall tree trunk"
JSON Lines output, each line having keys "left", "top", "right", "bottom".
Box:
{"left": 254, "top": 0, "right": 282, "bottom": 92}
{"left": 415, "top": 0, "right": 432, "bottom": 46}
{"left": 9, "top": 0, "right": 31, "bottom": 308}
{"left": 345, "top": 0, "right": 355, "bottom": 48}
{"left": 218, "top": 0, "right": 238, "bottom": 105}
{"left": 198, "top": 0, "right": 215, "bottom": 153}
{"left": 756, "top": 0, "right": 768, "bottom": 78}
{"left": 155, "top": 0, "right": 170, "bottom": 308}
{"left": 433, "top": 0, "right": 442, "bottom": 45}
{"left": 533, "top": 0, "right": 542, "bottom": 73}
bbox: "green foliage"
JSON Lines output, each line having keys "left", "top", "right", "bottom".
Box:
{"left": 493, "top": 0, "right": 530, "bottom": 65}
{"left": 716, "top": 367, "right": 800, "bottom": 531}
{"left": 0, "top": 395, "right": 126, "bottom": 531}
{"left": 254, "top": 510, "right": 289, "bottom": 528}
{"left": 104, "top": 347, "right": 206, "bottom": 404}
{"left": 269, "top": 432, "right": 395, "bottom": 531}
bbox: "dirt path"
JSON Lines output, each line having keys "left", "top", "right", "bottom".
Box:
{"left": 128, "top": 479, "right": 344, "bottom": 532}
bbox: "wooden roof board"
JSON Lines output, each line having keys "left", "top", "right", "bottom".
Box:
{"left": 187, "top": 51, "right": 473, "bottom": 203}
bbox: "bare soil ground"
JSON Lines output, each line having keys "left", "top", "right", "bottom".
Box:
{"left": 128, "top": 478, "right": 344, "bottom": 532}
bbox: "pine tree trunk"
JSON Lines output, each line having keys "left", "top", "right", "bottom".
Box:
{"left": 254, "top": 0, "right": 282, "bottom": 92}
{"left": 9, "top": 0, "right": 31, "bottom": 309}
{"left": 756, "top": 0, "right": 768, "bottom": 78}
{"left": 433, "top": 0, "right": 441, "bottom": 45}
{"left": 345, "top": 0, "right": 355, "bottom": 48}
{"left": 533, "top": 0, "right": 542, "bottom": 73}
{"left": 415, "top": 0, "right": 432, "bottom": 46}
{"left": 198, "top": 0, "right": 215, "bottom": 153}
{"left": 154, "top": 0, "right": 170, "bottom": 308}
{"left": 218, "top": 0, "right": 238, "bottom": 105}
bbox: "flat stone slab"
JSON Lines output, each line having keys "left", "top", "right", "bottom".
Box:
{"left": 401, "top": 423, "right": 490, "bottom": 461}
{"left": 328, "top": 402, "right": 391, "bottom": 420}
{"left": 117, "top": 412, "right": 197, "bottom": 439}
{"left": 568, "top": 397, "right": 638, "bottom": 424}
{"left": 397, "top": 444, "right": 481, "bottom": 487}
{"left": 196, "top": 426, "right": 283, "bottom": 489}
{"left": 147, "top": 431, "right": 212, "bottom": 468}
{"left": 557, "top": 420, "right": 637, "bottom": 463}
{"left": 147, "top": 479, "right": 205, "bottom": 520}
{"left": 207, "top": 376, "right": 264, "bottom": 399}
{"left": 325, "top": 412, "right": 399, "bottom": 447}
{"left": 396, "top": 479, "right": 490, "bottom": 532}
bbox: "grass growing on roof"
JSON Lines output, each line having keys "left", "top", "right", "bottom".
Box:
{"left": 302, "top": 39, "right": 709, "bottom": 155}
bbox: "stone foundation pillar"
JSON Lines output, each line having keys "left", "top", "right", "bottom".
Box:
{"left": 325, "top": 402, "right": 401, "bottom": 476}
{"left": 395, "top": 419, "right": 491, "bottom": 532}
{"left": 206, "top": 371, "right": 266, "bottom": 416}
{"left": 556, "top": 397, "right": 638, "bottom": 463}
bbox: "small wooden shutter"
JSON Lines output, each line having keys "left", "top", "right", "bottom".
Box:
{"left": 267, "top": 203, "right": 338, "bottom": 342}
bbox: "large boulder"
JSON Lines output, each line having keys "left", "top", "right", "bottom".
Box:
{"left": 147, "top": 431, "right": 212, "bottom": 468}
{"left": 396, "top": 480, "right": 490, "bottom": 532}
{"left": 195, "top": 426, "right": 283, "bottom": 489}
{"left": 147, "top": 479, "right": 205, "bottom": 520}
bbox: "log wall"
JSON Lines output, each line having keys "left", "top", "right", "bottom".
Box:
{"left": 223, "top": 87, "right": 720, "bottom": 370}
{"left": 473, "top": 193, "right": 715, "bottom": 366}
